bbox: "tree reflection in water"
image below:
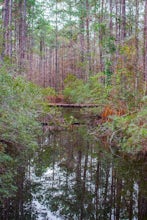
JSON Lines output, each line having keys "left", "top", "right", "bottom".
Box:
{"left": 1, "top": 126, "right": 147, "bottom": 220}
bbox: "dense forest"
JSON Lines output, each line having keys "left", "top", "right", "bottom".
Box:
{"left": 1, "top": 0, "right": 147, "bottom": 88}
{"left": 0, "top": 0, "right": 147, "bottom": 216}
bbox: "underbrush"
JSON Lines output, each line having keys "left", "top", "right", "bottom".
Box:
{"left": 63, "top": 73, "right": 147, "bottom": 155}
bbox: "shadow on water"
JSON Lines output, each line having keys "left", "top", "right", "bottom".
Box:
{"left": 1, "top": 124, "right": 147, "bottom": 220}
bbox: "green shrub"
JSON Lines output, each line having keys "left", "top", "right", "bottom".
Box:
{"left": 0, "top": 68, "right": 44, "bottom": 201}
{"left": 63, "top": 73, "right": 111, "bottom": 104}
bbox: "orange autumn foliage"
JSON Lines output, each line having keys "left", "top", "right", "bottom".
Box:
{"left": 101, "top": 106, "right": 126, "bottom": 122}
{"left": 46, "top": 94, "right": 65, "bottom": 103}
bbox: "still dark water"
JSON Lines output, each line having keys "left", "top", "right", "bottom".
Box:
{"left": 1, "top": 125, "right": 147, "bottom": 220}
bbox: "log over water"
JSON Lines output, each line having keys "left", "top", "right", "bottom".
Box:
{"left": 48, "top": 103, "right": 100, "bottom": 108}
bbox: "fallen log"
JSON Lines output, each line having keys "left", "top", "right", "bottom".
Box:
{"left": 48, "top": 103, "right": 100, "bottom": 108}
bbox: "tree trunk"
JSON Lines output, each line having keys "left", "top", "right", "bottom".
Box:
{"left": 99, "top": 0, "right": 104, "bottom": 72}
{"left": 121, "top": 0, "right": 126, "bottom": 41}
{"left": 18, "top": 0, "right": 27, "bottom": 73}
{"left": 85, "top": 0, "right": 91, "bottom": 81}
{"left": 135, "top": 0, "right": 139, "bottom": 92}
{"left": 2, "top": 0, "right": 10, "bottom": 60}
{"left": 55, "top": 0, "right": 59, "bottom": 91}
{"left": 144, "top": 0, "right": 147, "bottom": 91}
{"left": 109, "top": 0, "right": 113, "bottom": 32}
{"left": 79, "top": 0, "right": 85, "bottom": 80}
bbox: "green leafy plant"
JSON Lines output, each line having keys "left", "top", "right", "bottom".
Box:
{"left": 0, "top": 67, "right": 45, "bottom": 201}
{"left": 63, "top": 73, "right": 111, "bottom": 105}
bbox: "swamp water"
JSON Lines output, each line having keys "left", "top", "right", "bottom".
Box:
{"left": 0, "top": 120, "right": 147, "bottom": 219}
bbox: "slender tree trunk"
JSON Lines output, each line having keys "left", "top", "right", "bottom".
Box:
{"left": 49, "top": 49, "right": 52, "bottom": 87}
{"left": 18, "top": 0, "right": 27, "bottom": 73}
{"left": 144, "top": 0, "right": 147, "bottom": 92}
{"left": 99, "top": 0, "right": 104, "bottom": 72}
{"left": 2, "top": 0, "right": 10, "bottom": 60}
{"left": 115, "top": 0, "right": 121, "bottom": 44}
{"left": 119, "top": 0, "right": 127, "bottom": 92}
{"left": 8, "top": 0, "right": 12, "bottom": 58}
{"left": 29, "top": 35, "right": 33, "bottom": 81}
{"left": 85, "top": 0, "right": 91, "bottom": 80}
{"left": 61, "top": 45, "right": 64, "bottom": 90}
{"left": 109, "top": 0, "right": 113, "bottom": 32}
{"left": 55, "top": 0, "right": 59, "bottom": 91}
{"left": 39, "top": 35, "right": 44, "bottom": 86}
{"left": 114, "top": 0, "right": 119, "bottom": 72}
{"left": 14, "top": 8, "right": 18, "bottom": 65}
{"left": 43, "top": 46, "right": 46, "bottom": 87}
{"left": 135, "top": 0, "right": 139, "bottom": 92}
{"left": 121, "top": 0, "right": 126, "bottom": 41}
{"left": 79, "top": 0, "right": 85, "bottom": 79}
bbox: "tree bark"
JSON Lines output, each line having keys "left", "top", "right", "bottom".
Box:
{"left": 144, "top": 0, "right": 147, "bottom": 90}
{"left": 121, "top": 0, "right": 126, "bottom": 41}
{"left": 18, "top": 0, "right": 27, "bottom": 73}
{"left": 85, "top": 0, "right": 91, "bottom": 80}
{"left": 1, "top": 0, "right": 10, "bottom": 60}
{"left": 79, "top": 0, "right": 85, "bottom": 79}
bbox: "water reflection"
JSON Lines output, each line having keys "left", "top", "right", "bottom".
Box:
{"left": 1, "top": 126, "right": 147, "bottom": 220}
{"left": 30, "top": 126, "right": 147, "bottom": 220}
